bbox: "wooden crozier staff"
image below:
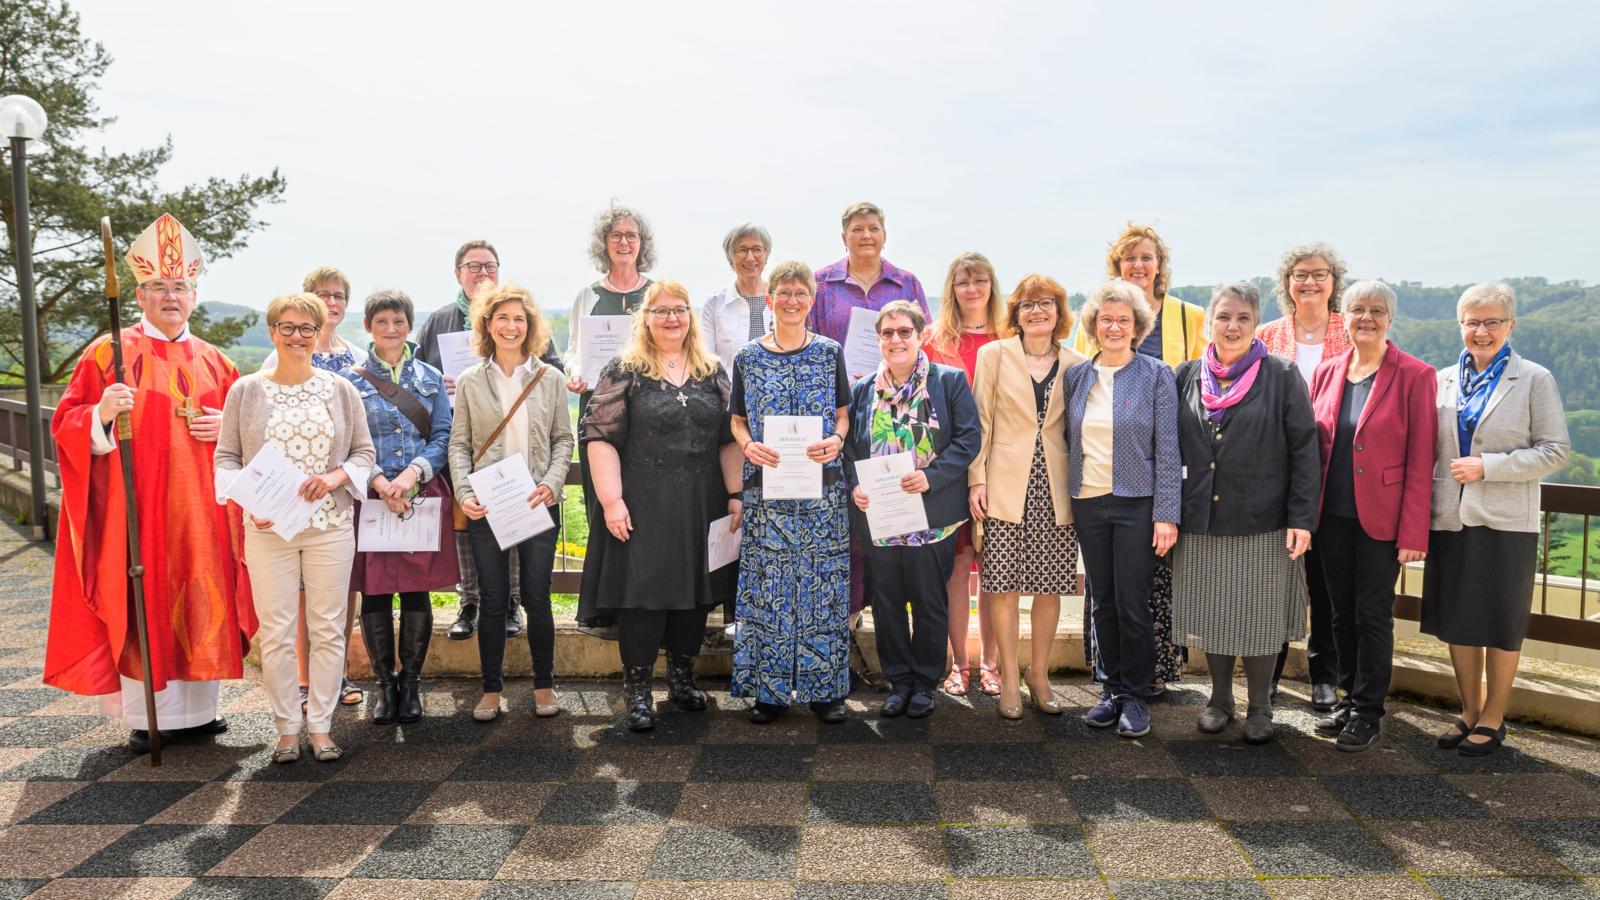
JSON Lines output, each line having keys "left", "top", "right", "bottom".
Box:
{"left": 102, "top": 216, "right": 162, "bottom": 767}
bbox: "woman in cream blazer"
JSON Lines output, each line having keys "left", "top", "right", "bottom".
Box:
{"left": 968, "top": 275, "right": 1086, "bottom": 718}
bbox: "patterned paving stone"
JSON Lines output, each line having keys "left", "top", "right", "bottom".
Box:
{"left": 669, "top": 782, "right": 807, "bottom": 827}
{"left": 692, "top": 744, "right": 813, "bottom": 782}
{"left": 24, "top": 876, "right": 197, "bottom": 899}
{"left": 1047, "top": 740, "right": 1181, "bottom": 778}
{"left": 1163, "top": 739, "right": 1307, "bottom": 777}
{"left": 536, "top": 781, "right": 683, "bottom": 826}
{"left": 592, "top": 711, "right": 715, "bottom": 746}
{"left": 147, "top": 782, "right": 318, "bottom": 826}
{"left": 813, "top": 713, "right": 930, "bottom": 744}
{"left": 23, "top": 780, "right": 204, "bottom": 824}
{"left": 171, "top": 878, "right": 339, "bottom": 899}
{"left": 1084, "top": 821, "right": 1254, "bottom": 878}
{"left": 0, "top": 824, "right": 134, "bottom": 877}
{"left": 0, "top": 780, "right": 87, "bottom": 824}
{"left": 0, "top": 716, "right": 108, "bottom": 747}
{"left": 327, "top": 744, "right": 470, "bottom": 782}
{"left": 806, "top": 781, "right": 939, "bottom": 825}
{"left": 1370, "top": 818, "right": 1569, "bottom": 876}
{"left": 1102, "top": 881, "right": 1269, "bottom": 899}
{"left": 404, "top": 782, "right": 560, "bottom": 826}
{"left": 65, "top": 825, "right": 261, "bottom": 877}
{"left": 1512, "top": 819, "right": 1600, "bottom": 875}
{"left": 0, "top": 688, "right": 65, "bottom": 716}
{"left": 207, "top": 824, "right": 392, "bottom": 878}
{"left": 1423, "top": 875, "right": 1595, "bottom": 898}
{"left": 934, "top": 743, "right": 1054, "bottom": 781}
{"left": 1190, "top": 776, "right": 1351, "bottom": 821}
{"left": 1226, "top": 820, "right": 1404, "bottom": 876}
{"left": 1445, "top": 773, "right": 1600, "bottom": 819}
{"left": 1280, "top": 736, "right": 1432, "bottom": 776}
{"left": 496, "top": 825, "right": 663, "bottom": 880}
{"left": 794, "top": 884, "right": 946, "bottom": 900}
{"left": 942, "top": 825, "right": 1096, "bottom": 878}
{"left": 450, "top": 746, "right": 582, "bottom": 782}
{"left": 0, "top": 747, "right": 142, "bottom": 782}
{"left": 1256, "top": 878, "right": 1437, "bottom": 900}
{"left": 348, "top": 824, "right": 525, "bottom": 879}
{"left": 645, "top": 826, "right": 799, "bottom": 881}
{"left": 1321, "top": 774, "right": 1488, "bottom": 819}
{"left": 810, "top": 745, "right": 934, "bottom": 781}
{"left": 638, "top": 882, "right": 797, "bottom": 900}
{"left": 478, "top": 883, "right": 636, "bottom": 900}
{"left": 323, "top": 878, "right": 488, "bottom": 898}
{"left": 1064, "top": 777, "right": 1212, "bottom": 822}
{"left": 946, "top": 881, "right": 1109, "bottom": 900}
{"left": 277, "top": 781, "right": 435, "bottom": 825}
{"left": 568, "top": 745, "right": 698, "bottom": 782}
{"left": 795, "top": 827, "right": 947, "bottom": 882}
{"left": 933, "top": 780, "right": 1078, "bottom": 825}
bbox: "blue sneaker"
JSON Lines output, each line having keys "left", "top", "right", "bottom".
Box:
{"left": 1117, "top": 696, "right": 1151, "bottom": 738}
{"left": 1084, "top": 689, "right": 1120, "bottom": 728}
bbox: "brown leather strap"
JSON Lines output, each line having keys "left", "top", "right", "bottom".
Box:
{"left": 472, "top": 363, "right": 550, "bottom": 466}
{"left": 352, "top": 367, "right": 433, "bottom": 439}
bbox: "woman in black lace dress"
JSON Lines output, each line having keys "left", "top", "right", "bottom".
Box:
{"left": 578, "top": 280, "right": 744, "bottom": 731}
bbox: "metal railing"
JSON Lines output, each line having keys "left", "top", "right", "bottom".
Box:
{"left": 0, "top": 397, "right": 61, "bottom": 490}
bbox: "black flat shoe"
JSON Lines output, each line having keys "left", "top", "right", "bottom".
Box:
{"left": 127, "top": 730, "right": 150, "bottom": 752}
{"left": 1437, "top": 718, "right": 1473, "bottom": 750}
{"left": 880, "top": 692, "right": 909, "bottom": 718}
{"left": 810, "top": 700, "right": 847, "bottom": 724}
{"left": 1314, "top": 706, "right": 1351, "bottom": 738}
{"left": 1458, "top": 723, "right": 1506, "bottom": 757}
{"left": 749, "top": 702, "right": 787, "bottom": 725}
{"left": 1310, "top": 683, "right": 1339, "bottom": 712}
{"left": 905, "top": 691, "right": 936, "bottom": 718}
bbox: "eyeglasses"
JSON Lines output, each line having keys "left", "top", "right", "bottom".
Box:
{"left": 953, "top": 278, "right": 991, "bottom": 290}
{"left": 1345, "top": 306, "right": 1390, "bottom": 321}
{"left": 878, "top": 327, "right": 918, "bottom": 341}
{"left": 1290, "top": 269, "right": 1333, "bottom": 284}
{"left": 396, "top": 496, "right": 426, "bottom": 522}
{"left": 646, "top": 306, "right": 691, "bottom": 319}
{"left": 607, "top": 232, "right": 641, "bottom": 245}
{"left": 142, "top": 284, "right": 194, "bottom": 297}
{"left": 458, "top": 262, "right": 500, "bottom": 274}
{"left": 1460, "top": 318, "right": 1507, "bottom": 332}
{"left": 273, "top": 322, "right": 320, "bottom": 338}
{"left": 1017, "top": 298, "right": 1057, "bottom": 314}
{"left": 772, "top": 289, "right": 811, "bottom": 301}
{"left": 1096, "top": 315, "right": 1134, "bottom": 330}
{"left": 314, "top": 290, "right": 348, "bottom": 304}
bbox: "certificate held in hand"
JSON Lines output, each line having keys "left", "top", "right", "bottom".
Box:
{"left": 357, "top": 498, "right": 442, "bottom": 553}
{"left": 842, "top": 306, "right": 885, "bottom": 380}
{"left": 854, "top": 451, "right": 929, "bottom": 541}
{"left": 223, "top": 442, "right": 322, "bottom": 542}
{"left": 434, "top": 330, "right": 479, "bottom": 407}
{"left": 465, "top": 456, "right": 557, "bottom": 550}
{"left": 761, "top": 415, "right": 822, "bottom": 500}
{"left": 579, "top": 315, "right": 629, "bottom": 387}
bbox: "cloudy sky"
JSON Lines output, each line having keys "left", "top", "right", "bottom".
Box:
{"left": 77, "top": 1, "right": 1600, "bottom": 312}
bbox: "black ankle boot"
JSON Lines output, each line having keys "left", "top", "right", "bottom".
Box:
{"left": 623, "top": 665, "right": 656, "bottom": 731}
{"left": 665, "top": 653, "right": 707, "bottom": 711}
{"left": 360, "top": 612, "right": 399, "bottom": 725}
{"left": 396, "top": 610, "right": 433, "bottom": 724}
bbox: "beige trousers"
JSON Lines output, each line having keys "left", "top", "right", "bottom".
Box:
{"left": 245, "top": 523, "right": 356, "bottom": 735}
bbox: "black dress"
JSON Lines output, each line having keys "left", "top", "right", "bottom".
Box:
{"left": 577, "top": 359, "right": 736, "bottom": 621}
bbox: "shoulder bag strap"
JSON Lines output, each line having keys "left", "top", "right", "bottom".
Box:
{"left": 471, "top": 363, "right": 550, "bottom": 466}
{"left": 353, "top": 367, "right": 433, "bottom": 438}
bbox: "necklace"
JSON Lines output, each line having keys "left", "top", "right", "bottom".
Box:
{"left": 1022, "top": 338, "right": 1055, "bottom": 361}
{"left": 772, "top": 329, "right": 810, "bottom": 353}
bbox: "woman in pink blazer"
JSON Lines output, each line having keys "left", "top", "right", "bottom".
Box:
{"left": 1306, "top": 280, "right": 1437, "bottom": 753}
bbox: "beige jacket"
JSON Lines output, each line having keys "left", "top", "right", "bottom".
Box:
{"left": 1430, "top": 352, "right": 1569, "bottom": 534}
{"left": 448, "top": 358, "right": 573, "bottom": 503}
{"left": 969, "top": 337, "right": 1086, "bottom": 525}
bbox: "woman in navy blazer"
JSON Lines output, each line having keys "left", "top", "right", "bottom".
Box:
{"left": 846, "top": 301, "right": 981, "bottom": 718}
{"left": 1062, "top": 279, "right": 1182, "bottom": 740}
{"left": 1307, "top": 280, "right": 1437, "bottom": 752}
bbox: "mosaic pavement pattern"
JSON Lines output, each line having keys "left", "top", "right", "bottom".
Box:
{"left": 0, "top": 525, "right": 1597, "bottom": 898}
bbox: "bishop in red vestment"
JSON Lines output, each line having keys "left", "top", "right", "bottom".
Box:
{"left": 44, "top": 214, "right": 257, "bottom": 745}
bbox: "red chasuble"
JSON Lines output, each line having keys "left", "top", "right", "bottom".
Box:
{"left": 45, "top": 324, "right": 258, "bottom": 696}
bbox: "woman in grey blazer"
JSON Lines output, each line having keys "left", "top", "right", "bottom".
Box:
{"left": 1422, "top": 282, "right": 1569, "bottom": 757}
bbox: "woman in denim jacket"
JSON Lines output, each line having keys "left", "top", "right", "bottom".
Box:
{"left": 340, "top": 290, "right": 457, "bottom": 725}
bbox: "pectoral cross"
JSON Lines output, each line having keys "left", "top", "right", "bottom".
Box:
{"left": 674, "top": 390, "right": 688, "bottom": 407}
{"left": 175, "top": 393, "right": 200, "bottom": 423}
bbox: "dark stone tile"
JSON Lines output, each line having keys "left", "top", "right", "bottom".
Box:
{"left": 478, "top": 883, "right": 636, "bottom": 900}
{"left": 349, "top": 824, "right": 526, "bottom": 879}
{"left": 0, "top": 881, "right": 45, "bottom": 900}
{"left": 381, "top": 713, "right": 497, "bottom": 745}
{"left": 1322, "top": 774, "right": 1488, "bottom": 819}
{"left": 216, "top": 747, "right": 344, "bottom": 783}
{"left": 452, "top": 746, "right": 582, "bottom": 782}
{"left": 1391, "top": 729, "right": 1557, "bottom": 774}
{"left": 23, "top": 780, "right": 203, "bottom": 824}
{"left": 278, "top": 781, "right": 435, "bottom": 825}
{"left": 1105, "top": 881, "right": 1270, "bottom": 899}
{"left": 1037, "top": 712, "right": 1104, "bottom": 742}
{"left": 1065, "top": 778, "right": 1212, "bottom": 822}
{"left": 1424, "top": 876, "right": 1593, "bottom": 899}
{"left": 594, "top": 710, "right": 715, "bottom": 745}
{"left": 175, "top": 877, "right": 338, "bottom": 899}
{"left": 66, "top": 824, "right": 261, "bottom": 876}
{"left": 934, "top": 743, "right": 1053, "bottom": 781}
{"left": 815, "top": 714, "right": 931, "bottom": 744}
{"left": 795, "top": 885, "right": 947, "bottom": 900}
{"left": 1164, "top": 740, "right": 1307, "bottom": 777}
{"left": 0, "top": 747, "right": 142, "bottom": 781}
{"left": 204, "top": 715, "right": 284, "bottom": 749}
{"left": 0, "top": 715, "right": 104, "bottom": 746}
{"left": 1513, "top": 819, "right": 1600, "bottom": 875}
{"left": 806, "top": 781, "right": 939, "bottom": 825}
{"left": 0, "top": 688, "right": 59, "bottom": 715}
{"left": 537, "top": 782, "right": 683, "bottom": 826}
{"left": 943, "top": 824, "right": 1096, "bottom": 878}
{"left": 692, "top": 744, "right": 812, "bottom": 782}
{"left": 644, "top": 825, "right": 799, "bottom": 880}
{"left": 1226, "top": 820, "right": 1403, "bottom": 876}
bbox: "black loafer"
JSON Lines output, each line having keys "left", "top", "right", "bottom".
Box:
{"left": 448, "top": 604, "right": 478, "bottom": 641}
{"left": 880, "top": 692, "right": 909, "bottom": 717}
{"left": 1310, "top": 683, "right": 1339, "bottom": 712}
{"left": 127, "top": 729, "right": 151, "bottom": 752}
{"left": 810, "top": 700, "right": 847, "bottom": 724}
{"left": 1437, "top": 718, "right": 1473, "bottom": 750}
{"left": 1458, "top": 723, "right": 1506, "bottom": 757}
{"left": 749, "top": 702, "right": 787, "bottom": 725}
{"left": 905, "top": 691, "right": 936, "bottom": 718}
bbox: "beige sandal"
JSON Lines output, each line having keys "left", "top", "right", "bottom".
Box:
{"left": 271, "top": 740, "right": 301, "bottom": 764}
{"left": 311, "top": 741, "right": 342, "bottom": 762}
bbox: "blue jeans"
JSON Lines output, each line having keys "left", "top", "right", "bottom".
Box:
{"left": 1073, "top": 494, "right": 1157, "bottom": 700}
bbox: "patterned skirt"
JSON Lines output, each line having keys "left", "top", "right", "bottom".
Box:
{"left": 1172, "top": 530, "right": 1307, "bottom": 658}
{"left": 979, "top": 436, "right": 1078, "bottom": 594}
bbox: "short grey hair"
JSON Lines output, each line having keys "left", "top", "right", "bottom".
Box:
{"left": 721, "top": 222, "right": 772, "bottom": 266}
{"left": 1079, "top": 278, "right": 1155, "bottom": 345}
{"left": 586, "top": 204, "right": 656, "bottom": 274}
{"left": 1339, "top": 279, "right": 1398, "bottom": 317}
{"left": 1457, "top": 281, "right": 1517, "bottom": 321}
{"left": 1274, "top": 242, "right": 1349, "bottom": 318}
{"left": 1206, "top": 281, "right": 1262, "bottom": 336}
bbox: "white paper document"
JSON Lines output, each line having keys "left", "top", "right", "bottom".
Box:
{"left": 761, "top": 415, "right": 823, "bottom": 500}
{"left": 435, "top": 331, "right": 479, "bottom": 407}
{"left": 223, "top": 442, "right": 321, "bottom": 542}
{"left": 854, "top": 451, "right": 930, "bottom": 541}
{"left": 842, "top": 306, "right": 884, "bottom": 379}
{"left": 466, "top": 456, "right": 556, "bottom": 550}
{"left": 357, "top": 498, "right": 443, "bottom": 553}
{"left": 579, "top": 315, "right": 629, "bottom": 387}
{"left": 707, "top": 514, "right": 741, "bottom": 571}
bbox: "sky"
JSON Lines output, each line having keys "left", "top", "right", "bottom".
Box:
{"left": 73, "top": 0, "right": 1600, "bottom": 313}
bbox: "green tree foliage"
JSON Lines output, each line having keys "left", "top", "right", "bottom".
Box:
{"left": 1567, "top": 410, "right": 1600, "bottom": 458}
{"left": 0, "top": 0, "right": 284, "bottom": 382}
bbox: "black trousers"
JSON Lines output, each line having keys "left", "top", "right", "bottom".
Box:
{"left": 1074, "top": 494, "right": 1157, "bottom": 700}
{"left": 1317, "top": 513, "right": 1398, "bottom": 722}
{"left": 617, "top": 607, "right": 711, "bottom": 669}
{"left": 1274, "top": 543, "right": 1340, "bottom": 686}
{"left": 864, "top": 538, "right": 955, "bottom": 694}
{"left": 467, "top": 519, "right": 558, "bottom": 691}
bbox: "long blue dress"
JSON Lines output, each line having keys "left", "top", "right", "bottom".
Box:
{"left": 730, "top": 336, "right": 853, "bottom": 706}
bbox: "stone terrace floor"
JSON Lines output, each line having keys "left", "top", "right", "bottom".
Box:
{"left": 0, "top": 524, "right": 1598, "bottom": 899}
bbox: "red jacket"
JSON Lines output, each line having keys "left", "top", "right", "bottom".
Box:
{"left": 1309, "top": 341, "right": 1437, "bottom": 552}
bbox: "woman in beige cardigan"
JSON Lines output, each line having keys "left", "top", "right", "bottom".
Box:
{"left": 968, "top": 275, "right": 1086, "bottom": 718}
{"left": 216, "top": 293, "right": 375, "bottom": 763}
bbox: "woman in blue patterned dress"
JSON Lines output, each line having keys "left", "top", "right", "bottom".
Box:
{"left": 729, "top": 261, "right": 854, "bottom": 724}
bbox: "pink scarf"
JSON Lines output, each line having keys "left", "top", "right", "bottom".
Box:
{"left": 1201, "top": 338, "right": 1268, "bottom": 422}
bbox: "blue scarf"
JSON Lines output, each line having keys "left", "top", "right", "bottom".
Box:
{"left": 1457, "top": 344, "right": 1511, "bottom": 456}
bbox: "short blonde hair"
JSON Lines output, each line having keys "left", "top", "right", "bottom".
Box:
{"left": 1105, "top": 222, "right": 1171, "bottom": 301}
{"left": 266, "top": 292, "right": 327, "bottom": 330}
{"left": 617, "top": 280, "right": 720, "bottom": 382}
{"left": 840, "top": 201, "right": 885, "bottom": 232}
{"left": 301, "top": 265, "right": 350, "bottom": 297}
{"left": 469, "top": 283, "right": 551, "bottom": 361}
{"left": 1078, "top": 279, "right": 1154, "bottom": 346}
{"left": 930, "top": 252, "right": 1005, "bottom": 354}
{"left": 766, "top": 260, "right": 816, "bottom": 297}
{"left": 1005, "top": 274, "right": 1074, "bottom": 342}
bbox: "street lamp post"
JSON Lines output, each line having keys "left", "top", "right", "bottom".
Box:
{"left": 1, "top": 95, "right": 51, "bottom": 541}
